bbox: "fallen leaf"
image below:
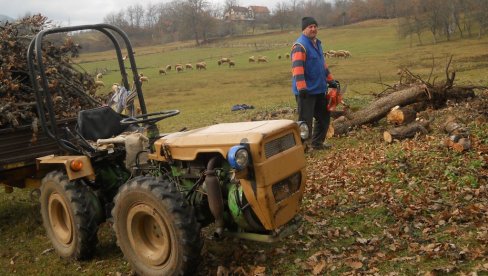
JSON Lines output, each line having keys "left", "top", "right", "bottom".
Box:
{"left": 252, "top": 266, "right": 266, "bottom": 276}
{"left": 346, "top": 260, "right": 363, "bottom": 270}
{"left": 313, "top": 260, "right": 326, "bottom": 275}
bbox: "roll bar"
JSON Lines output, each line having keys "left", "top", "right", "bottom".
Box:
{"left": 26, "top": 24, "right": 147, "bottom": 150}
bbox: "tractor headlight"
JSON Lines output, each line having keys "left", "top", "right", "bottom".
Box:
{"left": 297, "top": 121, "right": 309, "bottom": 140}
{"left": 227, "top": 145, "right": 250, "bottom": 170}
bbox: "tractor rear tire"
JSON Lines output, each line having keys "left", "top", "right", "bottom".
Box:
{"left": 112, "top": 176, "right": 202, "bottom": 276}
{"left": 39, "top": 171, "right": 99, "bottom": 260}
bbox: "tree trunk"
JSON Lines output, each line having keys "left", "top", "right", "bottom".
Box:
{"left": 332, "top": 85, "right": 427, "bottom": 136}
{"left": 386, "top": 106, "right": 417, "bottom": 125}
{"left": 383, "top": 119, "right": 431, "bottom": 143}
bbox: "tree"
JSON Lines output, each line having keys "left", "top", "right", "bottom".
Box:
{"left": 272, "top": 2, "right": 292, "bottom": 31}
{"left": 132, "top": 4, "right": 145, "bottom": 29}
{"left": 472, "top": 0, "right": 488, "bottom": 38}
{"left": 180, "top": 0, "right": 212, "bottom": 45}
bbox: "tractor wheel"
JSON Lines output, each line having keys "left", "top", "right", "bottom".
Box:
{"left": 112, "top": 176, "right": 202, "bottom": 276}
{"left": 39, "top": 171, "right": 99, "bottom": 260}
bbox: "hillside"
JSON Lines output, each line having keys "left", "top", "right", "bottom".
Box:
{"left": 0, "top": 18, "right": 487, "bottom": 275}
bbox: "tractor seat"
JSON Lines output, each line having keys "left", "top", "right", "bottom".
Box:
{"left": 77, "top": 106, "right": 129, "bottom": 141}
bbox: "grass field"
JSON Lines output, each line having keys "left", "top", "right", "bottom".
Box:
{"left": 1, "top": 18, "right": 487, "bottom": 275}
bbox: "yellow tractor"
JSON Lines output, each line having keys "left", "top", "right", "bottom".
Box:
{"left": 19, "top": 24, "right": 309, "bottom": 275}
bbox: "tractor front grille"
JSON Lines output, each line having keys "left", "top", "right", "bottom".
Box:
{"left": 272, "top": 172, "right": 302, "bottom": 203}
{"left": 264, "top": 133, "right": 296, "bottom": 159}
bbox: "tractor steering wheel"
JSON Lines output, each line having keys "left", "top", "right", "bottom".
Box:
{"left": 120, "top": 110, "right": 180, "bottom": 125}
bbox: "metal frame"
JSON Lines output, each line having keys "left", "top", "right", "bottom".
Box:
{"left": 26, "top": 24, "right": 148, "bottom": 152}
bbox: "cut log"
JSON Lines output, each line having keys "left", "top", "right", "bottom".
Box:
{"left": 332, "top": 85, "right": 428, "bottom": 136}
{"left": 443, "top": 120, "right": 469, "bottom": 137}
{"left": 443, "top": 137, "right": 471, "bottom": 152}
{"left": 386, "top": 106, "right": 417, "bottom": 125}
{"left": 454, "top": 138, "right": 471, "bottom": 152}
{"left": 383, "top": 119, "right": 432, "bottom": 143}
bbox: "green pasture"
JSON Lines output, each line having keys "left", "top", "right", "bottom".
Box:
{"left": 77, "top": 19, "right": 488, "bottom": 132}
{"left": 1, "top": 18, "right": 487, "bottom": 275}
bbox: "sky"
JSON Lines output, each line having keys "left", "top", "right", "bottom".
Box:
{"left": 0, "top": 0, "right": 283, "bottom": 26}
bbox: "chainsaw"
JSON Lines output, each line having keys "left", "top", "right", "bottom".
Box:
{"left": 327, "top": 83, "right": 348, "bottom": 112}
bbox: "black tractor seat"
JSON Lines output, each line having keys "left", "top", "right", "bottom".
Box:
{"left": 77, "top": 106, "right": 130, "bottom": 141}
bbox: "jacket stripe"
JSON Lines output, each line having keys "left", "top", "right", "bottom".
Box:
{"left": 291, "top": 44, "right": 307, "bottom": 91}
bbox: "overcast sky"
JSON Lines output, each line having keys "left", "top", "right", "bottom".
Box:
{"left": 0, "top": 0, "right": 283, "bottom": 26}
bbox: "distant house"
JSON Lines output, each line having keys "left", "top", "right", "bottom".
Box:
{"left": 224, "top": 5, "right": 270, "bottom": 22}
{"left": 249, "top": 6, "right": 270, "bottom": 20}
{"left": 224, "top": 6, "right": 253, "bottom": 21}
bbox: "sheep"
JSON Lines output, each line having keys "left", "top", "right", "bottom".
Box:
{"left": 324, "top": 50, "right": 335, "bottom": 58}
{"left": 229, "top": 60, "right": 235, "bottom": 67}
{"left": 196, "top": 62, "right": 207, "bottom": 70}
{"left": 333, "top": 50, "right": 347, "bottom": 58}
{"left": 159, "top": 68, "right": 167, "bottom": 75}
{"left": 175, "top": 65, "right": 184, "bottom": 72}
{"left": 217, "top": 58, "right": 230, "bottom": 65}
{"left": 139, "top": 73, "right": 149, "bottom": 83}
{"left": 96, "top": 72, "right": 103, "bottom": 80}
{"left": 185, "top": 63, "right": 193, "bottom": 70}
{"left": 257, "top": 56, "right": 268, "bottom": 63}
{"left": 94, "top": 80, "right": 105, "bottom": 88}
{"left": 248, "top": 56, "right": 256, "bottom": 62}
{"left": 165, "top": 65, "right": 172, "bottom": 71}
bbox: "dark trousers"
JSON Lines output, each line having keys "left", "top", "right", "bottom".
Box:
{"left": 296, "top": 93, "right": 330, "bottom": 147}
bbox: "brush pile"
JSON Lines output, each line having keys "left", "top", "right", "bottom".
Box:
{"left": 0, "top": 14, "right": 101, "bottom": 130}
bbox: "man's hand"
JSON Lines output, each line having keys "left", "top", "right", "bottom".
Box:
{"left": 299, "top": 89, "right": 308, "bottom": 98}
{"left": 328, "top": 80, "right": 340, "bottom": 90}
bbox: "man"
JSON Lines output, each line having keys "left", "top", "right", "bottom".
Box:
{"left": 291, "top": 17, "right": 339, "bottom": 150}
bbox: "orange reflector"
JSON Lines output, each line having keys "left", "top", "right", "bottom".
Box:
{"left": 70, "top": 160, "right": 83, "bottom": 171}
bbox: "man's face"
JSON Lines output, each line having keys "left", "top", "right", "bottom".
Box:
{"left": 303, "top": 24, "right": 318, "bottom": 39}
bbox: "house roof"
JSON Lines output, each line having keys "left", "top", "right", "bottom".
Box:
{"left": 230, "top": 6, "right": 249, "bottom": 13}
{"left": 249, "top": 6, "right": 270, "bottom": 14}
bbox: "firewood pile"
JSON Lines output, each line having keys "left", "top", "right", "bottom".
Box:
{"left": 0, "top": 14, "right": 101, "bottom": 130}
{"left": 329, "top": 57, "right": 486, "bottom": 140}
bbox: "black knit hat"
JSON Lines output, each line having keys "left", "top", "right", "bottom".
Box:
{"left": 302, "top": 17, "right": 318, "bottom": 30}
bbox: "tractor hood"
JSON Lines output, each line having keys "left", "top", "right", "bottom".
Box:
{"left": 150, "top": 120, "right": 299, "bottom": 161}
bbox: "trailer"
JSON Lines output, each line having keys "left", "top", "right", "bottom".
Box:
{"left": 0, "top": 118, "right": 76, "bottom": 191}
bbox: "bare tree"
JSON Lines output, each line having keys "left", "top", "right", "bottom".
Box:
{"left": 144, "top": 3, "right": 158, "bottom": 30}
{"left": 103, "top": 10, "right": 128, "bottom": 28}
{"left": 132, "top": 4, "right": 145, "bottom": 29}
{"left": 126, "top": 6, "right": 135, "bottom": 28}
{"left": 472, "top": 0, "right": 488, "bottom": 38}
{"left": 181, "top": 0, "right": 210, "bottom": 45}
{"left": 273, "top": 1, "right": 292, "bottom": 31}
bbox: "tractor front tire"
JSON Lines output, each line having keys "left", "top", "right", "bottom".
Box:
{"left": 112, "top": 176, "right": 202, "bottom": 276}
{"left": 39, "top": 171, "right": 99, "bottom": 260}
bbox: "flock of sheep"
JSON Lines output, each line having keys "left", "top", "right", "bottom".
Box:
{"left": 92, "top": 49, "right": 352, "bottom": 89}
{"left": 156, "top": 54, "right": 280, "bottom": 75}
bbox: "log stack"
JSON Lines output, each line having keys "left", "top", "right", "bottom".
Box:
{"left": 0, "top": 14, "right": 101, "bottom": 130}
{"left": 442, "top": 116, "right": 471, "bottom": 152}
